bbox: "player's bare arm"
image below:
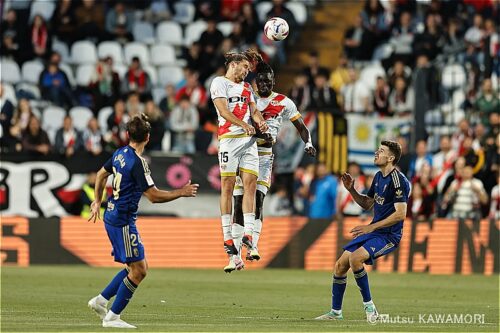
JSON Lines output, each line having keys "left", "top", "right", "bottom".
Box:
{"left": 144, "top": 180, "right": 199, "bottom": 203}
{"left": 351, "top": 203, "right": 407, "bottom": 238}
{"left": 213, "top": 97, "right": 255, "bottom": 135}
{"left": 88, "top": 166, "right": 111, "bottom": 223}
{"left": 342, "top": 172, "right": 374, "bottom": 210}
{"left": 292, "top": 117, "right": 316, "bottom": 157}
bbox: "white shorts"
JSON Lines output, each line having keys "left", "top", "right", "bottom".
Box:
{"left": 234, "top": 147, "right": 273, "bottom": 196}
{"left": 218, "top": 136, "right": 258, "bottom": 177}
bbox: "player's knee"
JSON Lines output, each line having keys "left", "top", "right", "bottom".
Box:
{"left": 349, "top": 251, "right": 365, "bottom": 268}
{"left": 132, "top": 267, "right": 147, "bottom": 282}
{"left": 334, "top": 259, "right": 349, "bottom": 275}
{"left": 221, "top": 177, "right": 236, "bottom": 193}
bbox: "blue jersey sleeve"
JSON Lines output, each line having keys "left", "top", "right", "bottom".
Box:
{"left": 392, "top": 172, "right": 409, "bottom": 203}
{"left": 366, "top": 178, "right": 375, "bottom": 198}
{"left": 131, "top": 157, "right": 155, "bottom": 192}
{"left": 103, "top": 157, "right": 113, "bottom": 173}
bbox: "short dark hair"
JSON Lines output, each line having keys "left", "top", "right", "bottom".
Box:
{"left": 255, "top": 60, "right": 273, "bottom": 76}
{"left": 224, "top": 49, "right": 262, "bottom": 68}
{"left": 381, "top": 140, "right": 402, "bottom": 165}
{"left": 127, "top": 114, "right": 151, "bottom": 143}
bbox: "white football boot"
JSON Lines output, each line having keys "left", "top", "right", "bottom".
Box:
{"left": 88, "top": 295, "right": 108, "bottom": 319}
{"left": 102, "top": 310, "right": 137, "bottom": 329}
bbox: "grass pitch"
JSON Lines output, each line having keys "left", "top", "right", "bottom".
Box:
{"left": 1, "top": 266, "right": 498, "bottom": 332}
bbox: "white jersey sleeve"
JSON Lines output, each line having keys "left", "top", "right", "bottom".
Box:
{"left": 210, "top": 76, "right": 228, "bottom": 100}
{"left": 283, "top": 97, "right": 302, "bottom": 122}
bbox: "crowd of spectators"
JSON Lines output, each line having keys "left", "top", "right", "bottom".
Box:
{"left": 1, "top": 0, "right": 304, "bottom": 156}
{"left": 267, "top": 0, "right": 499, "bottom": 221}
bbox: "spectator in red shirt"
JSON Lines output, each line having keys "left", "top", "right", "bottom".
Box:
{"left": 175, "top": 71, "right": 207, "bottom": 109}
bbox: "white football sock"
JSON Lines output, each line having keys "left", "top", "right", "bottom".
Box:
{"left": 221, "top": 214, "right": 232, "bottom": 241}
{"left": 243, "top": 213, "right": 255, "bottom": 236}
{"left": 232, "top": 223, "right": 244, "bottom": 259}
{"left": 252, "top": 219, "right": 263, "bottom": 249}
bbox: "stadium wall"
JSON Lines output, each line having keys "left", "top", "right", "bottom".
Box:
{"left": 1, "top": 217, "right": 497, "bottom": 275}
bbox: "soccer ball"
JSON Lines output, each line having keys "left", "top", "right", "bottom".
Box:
{"left": 264, "top": 17, "right": 289, "bottom": 41}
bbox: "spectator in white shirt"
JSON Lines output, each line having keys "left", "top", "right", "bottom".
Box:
{"left": 341, "top": 69, "right": 372, "bottom": 114}
{"left": 83, "top": 117, "right": 103, "bottom": 156}
{"left": 170, "top": 95, "right": 199, "bottom": 154}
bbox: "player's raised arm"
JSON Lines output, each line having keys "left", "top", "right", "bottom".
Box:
{"left": 88, "top": 165, "right": 111, "bottom": 223}
{"left": 213, "top": 98, "right": 255, "bottom": 135}
{"left": 292, "top": 117, "right": 316, "bottom": 157}
{"left": 143, "top": 181, "right": 199, "bottom": 203}
{"left": 341, "top": 173, "right": 374, "bottom": 210}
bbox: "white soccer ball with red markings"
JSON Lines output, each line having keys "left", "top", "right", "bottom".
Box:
{"left": 264, "top": 17, "right": 289, "bottom": 41}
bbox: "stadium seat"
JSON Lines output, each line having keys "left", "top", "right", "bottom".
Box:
{"left": 359, "top": 63, "right": 386, "bottom": 90}
{"left": 97, "top": 41, "right": 124, "bottom": 65}
{"left": 2, "top": 83, "right": 18, "bottom": 106}
{"left": 156, "top": 21, "right": 183, "bottom": 46}
{"left": 52, "top": 39, "right": 70, "bottom": 62}
{"left": 143, "top": 65, "right": 158, "bottom": 86}
{"left": 70, "top": 41, "right": 98, "bottom": 65}
{"left": 29, "top": 0, "right": 56, "bottom": 22}
{"left": 173, "top": 2, "right": 195, "bottom": 25}
{"left": 59, "top": 63, "right": 76, "bottom": 87}
{"left": 21, "top": 60, "right": 44, "bottom": 84}
{"left": 256, "top": 2, "right": 273, "bottom": 23}
{"left": 133, "top": 21, "right": 155, "bottom": 45}
{"left": 76, "top": 65, "right": 95, "bottom": 87}
{"left": 217, "top": 22, "right": 234, "bottom": 37}
{"left": 69, "top": 106, "right": 94, "bottom": 131}
{"left": 98, "top": 106, "right": 113, "bottom": 132}
{"left": 152, "top": 87, "right": 166, "bottom": 105}
{"left": 285, "top": 2, "right": 307, "bottom": 25}
{"left": 150, "top": 44, "right": 176, "bottom": 66}
{"left": 184, "top": 21, "right": 208, "bottom": 47}
{"left": 113, "top": 63, "right": 128, "bottom": 80}
{"left": 158, "top": 66, "right": 184, "bottom": 86}
{"left": 442, "top": 64, "right": 466, "bottom": 89}
{"left": 42, "top": 106, "right": 66, "bottom": 142}
{"left": 0, "top": 59, "right": 21, "bottom": 84}
{"left": 124, "top": 42, "right": 150, "bottom": 65}
{"left": 16, "top": 82, "right": 41, "bottom": 99}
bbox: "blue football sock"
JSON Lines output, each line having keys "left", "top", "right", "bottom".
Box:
{"left": 331, "top": 275, "right": 347, "bottom": 311}
{"left": 110, "top": 276, "right": 138, "bottom": 315}
{"left": 353, "top": 267, "right": 371, "bottom": 302}
{"left": 101, "top": 269, "right": 129, "bottom": 300}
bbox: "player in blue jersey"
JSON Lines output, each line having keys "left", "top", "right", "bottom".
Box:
{"left": 86, "top": 114, "right": 199, "bottom": 329}
{"left": 315, "top": 140, "right": 411, "bottom": 323}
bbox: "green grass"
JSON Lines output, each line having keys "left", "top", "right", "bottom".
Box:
{"left": 1, "top": 266, "right": 498, "bottom": 332}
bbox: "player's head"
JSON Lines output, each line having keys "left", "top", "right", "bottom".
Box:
{"left": 224, "top": 49, "right": 262, "bottom": 83}
{"left": 375, "top": 140, "right": 402, "bottom": 167}
{"left": 255, "top": 61, "right": 274, "bottom": 97}
{"left": 127, "top": 113, "right": 151, "bottom": 144}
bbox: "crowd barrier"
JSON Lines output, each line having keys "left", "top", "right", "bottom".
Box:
{"left": 1, "top": 216, "right": 497, "bottom": 275}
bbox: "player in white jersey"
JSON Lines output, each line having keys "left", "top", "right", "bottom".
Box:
{"left": 230, "top": 60, "right": 316, "bottom": 266}
{"left": 210, "top": 50, "right": 269, "bottom": 272}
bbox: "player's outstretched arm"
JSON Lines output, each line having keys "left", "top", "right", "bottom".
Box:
{"left": 144, "top": 180, "right": 199, "bottom": 204}
{"left": 351, "top": 203, "right": 407, "bottom": 237}
{"left": 292, "top": 117, "right": 316, "bottom": 157}
{"left": 88, "top": 167, "right": 111, "bottom": 223}
{"left": 213, "top": 98, "right": 256, "bottom": 135}
{"left": 342, "top": 173, "right": 374, "bottom": 210}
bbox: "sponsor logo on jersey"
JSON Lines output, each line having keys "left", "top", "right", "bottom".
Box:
{"left": 228, "top": 96, "right": 249, "bottom": 103}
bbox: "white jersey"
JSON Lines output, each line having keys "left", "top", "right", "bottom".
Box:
{"left": 256, "top": 92, "right": 301, "bottom": 147}
{"left": 210, "top": 76, "right": 255, "bottom": 138}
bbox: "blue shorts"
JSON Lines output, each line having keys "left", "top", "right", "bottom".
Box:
{"left": 343, "top": 233, "right": 399, "bottom": 265}
{"left": 104, "top": 222, "right": 145, "bottom": 264}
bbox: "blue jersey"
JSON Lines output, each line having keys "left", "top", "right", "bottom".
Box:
{"left": 103, "top": 145, "right": 155, "bottom": 227}
{"left": 366, "top": 169, "right": 411, "bottom": 241}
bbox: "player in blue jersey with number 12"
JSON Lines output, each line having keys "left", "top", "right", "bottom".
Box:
{"left": 316, "top": 140, "right": 411, "bottom": 323}
{"left": 86, "top": 114, "right": 199, "bottom": 329}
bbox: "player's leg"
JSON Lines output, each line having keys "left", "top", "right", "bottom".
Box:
{"left": 88, "top": 267, "right": 130, "bottom": 319}
{"left": 315, "top": 251, "right": 351, "bottom": 320}
{"left": 239, "top": 141, "right": 260, "bottom": 249}
{"left": 224, "top": 177, "right": 245, "bottom": 273}
{"left": 249, "top": 152, "right": 272, "bottom": 260}
{"left": 240, "top": 170, "right": 257, "bottom": 248}
{"left": 350, "top": 246, "right": 378, "bottom": 323}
